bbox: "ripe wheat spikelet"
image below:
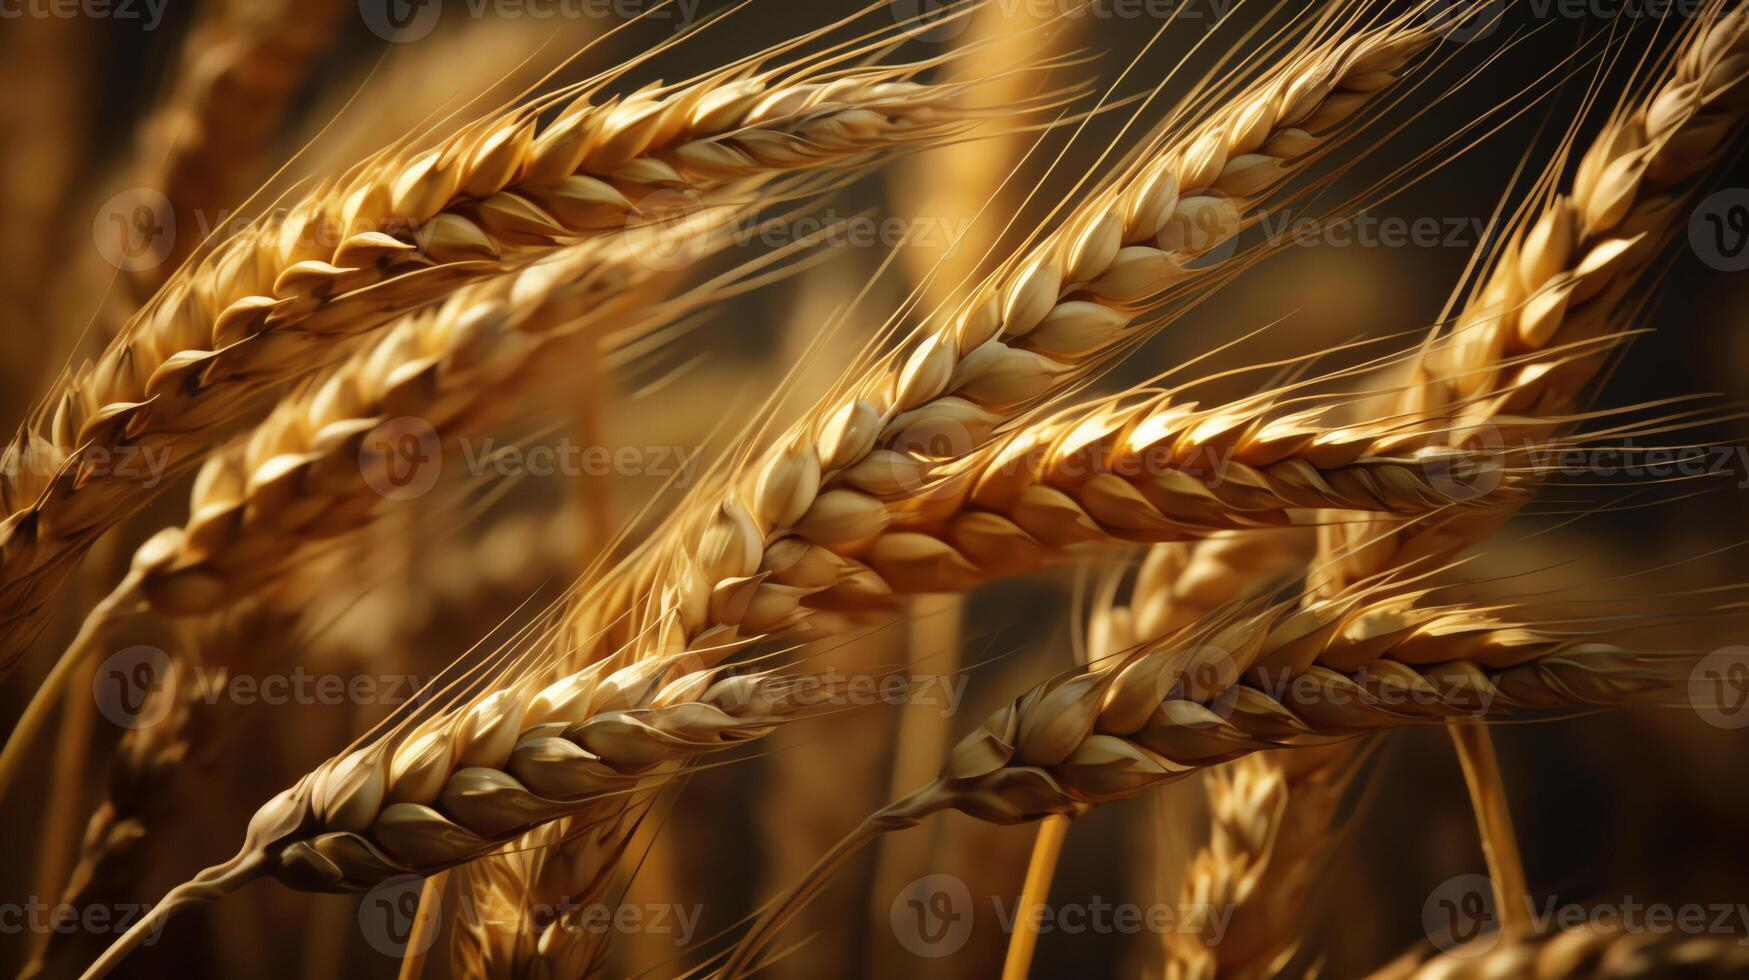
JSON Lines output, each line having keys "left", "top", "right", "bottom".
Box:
{"left": 721, "top": 588, "right": 1691, "bottom": 975}
{"left": 824, "top": 391, "right": 1510, "bottom": 600}
{"left": 1367, "top": 924, "right": 1749, "bottom": 978}
{"left": 129, "top": 223, "right": 716, "bottom": 617}
{"left": 0, "top": 46, "right": 982, "bottom": 673}
{"left": 1315, "top": 4, "right": 1749, "bottom": 593}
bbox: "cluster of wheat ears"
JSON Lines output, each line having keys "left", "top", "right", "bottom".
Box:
{"left": 2, "top": 0, "right": 1748, "bottom": 977}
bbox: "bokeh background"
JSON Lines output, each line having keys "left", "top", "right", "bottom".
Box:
{"left": 2, "top": 0, "right": 1747, "bottom": 977}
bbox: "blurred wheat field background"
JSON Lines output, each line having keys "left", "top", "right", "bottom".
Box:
{"left": 2, "top": 1, "right": 1749, "bottom": 978}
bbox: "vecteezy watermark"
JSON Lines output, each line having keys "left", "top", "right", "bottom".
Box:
{"left": 458, "top": 438, "right": 703, "bottom": 484}
{"left": 359, "top": 0, "right": 702, "bottom": 43}
{"left": 1690, "top": 647, "right": 1749, "bottom": 730}
{"left": 1256, "top": 209, "right": 1493, "bottom": 251}
{"left": 357, "top": 418, "right": 706, "bottom": 500}
{"left": 717, "top": 669, "right": 971, "bottom": 718}
{"left": 1428, "top": 0, "right": 1706, "bottom": 43}
{"left": 359, "top": 416, "right": 444, "bottom": 501}
{"left": 1, "top": 442, "right": 174, "bottom": 489}
{"left": 1423, "top": 875, "right": 1749, "bottom": 956}
{"left": 186, "top": 667, "right": 437, "bottom": 710}
{"left": 1690, "top": 188, "right": 1749, "bottom": 273}
{"left": 890, "top": 0, "right": 1234, "bottom": 44}
{"left": 890, "top": 874, "right": 975, "bottom": 958}
{"left": 92, "top": 645, "right": 176, "bottom": 730}
{"left": 0, "top": 898, "right": 166, "bottom": 943}
{"left": 888, "top": 874, "right": 1234, "bottom": 959}
{"left": 358, "top": 876, "right": 701, "bottom": 957}
{"left": 1423, "top": 874, "right": 1501, "bottom": 953}
{"left": 93, "top": 187, "right": 175, "bottom": 272}
{"left": 0, "top": 0, "right": 168, "bottom": 28}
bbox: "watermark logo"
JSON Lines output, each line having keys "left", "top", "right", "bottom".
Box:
{"left": 360, "top": 0, "right": 442, "bottom": 41}
{"left": 360, "top": 416, "right": 443, "bottom": 500}
{"left": 1422, "top": 425, "right": 1506, "bottom": 503}
{"left": 877, "top": 416, "right": 977, "bottom": 494}
{"left": 1690, "top": 189, "right": 1749, "bottom": 273}
{"left": 92, "top": 645, "right": 175, "bottom": 730}
{"left": 625, "top": 188, "right": 710, "bottom": 273}
{"left": 891, "top": 873, "right": 973, "bottom": 958}
{"left": 1151, "top": 643, "right": 1243, "bottom": 727}
{"left": 1154, "top": 191, "right": 1242, "bottom": 269}
{"left": 1423, "top": 874, "right": 1500, "bottom": 955}
{"left": 360, "top": 875, "right": 436, "bottom": 957}
{"left": 1690, "top": 646, "right": 1749, "bottom": 730}
{"left": 93, "top": 188, "right": 173, "bottom": 273}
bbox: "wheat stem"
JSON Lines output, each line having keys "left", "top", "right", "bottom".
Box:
{"left": 1002, "top": 813, "right": 1072, "bottom": 980}
{"left": 1449, "top": 718, "right": 1532, "bottom": 938}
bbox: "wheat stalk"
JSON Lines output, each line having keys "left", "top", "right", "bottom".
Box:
{"left": 0, "top": 42, "right": 984, "bottom": 672}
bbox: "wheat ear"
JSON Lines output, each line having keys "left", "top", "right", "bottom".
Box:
{"left": 90, "top": 0, "right": 347, "bottom": 327}
{"left": 1304, "top": 4, "right": 1749, "bottom": 939}
{"left": 721, "top": 588, "right": 1694, "bottom": 976}
{"left": 0, "top": 47, "right": 984, "bottom": 672}
{"left": 0, "top": 212, "right": 741, "bottom": 804}
{"left": 1316, "top": 4, "right": 1749, "bottom": 593}
{"left": 561, "top": 11, "right": 1442, "bottom": 665}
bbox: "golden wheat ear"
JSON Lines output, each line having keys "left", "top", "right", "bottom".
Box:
{"left": 0, "top": 18, "right": 1041, "bottom": 677}
{"left": 719, "top": 573, "right": 1742, "bottom": 975}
